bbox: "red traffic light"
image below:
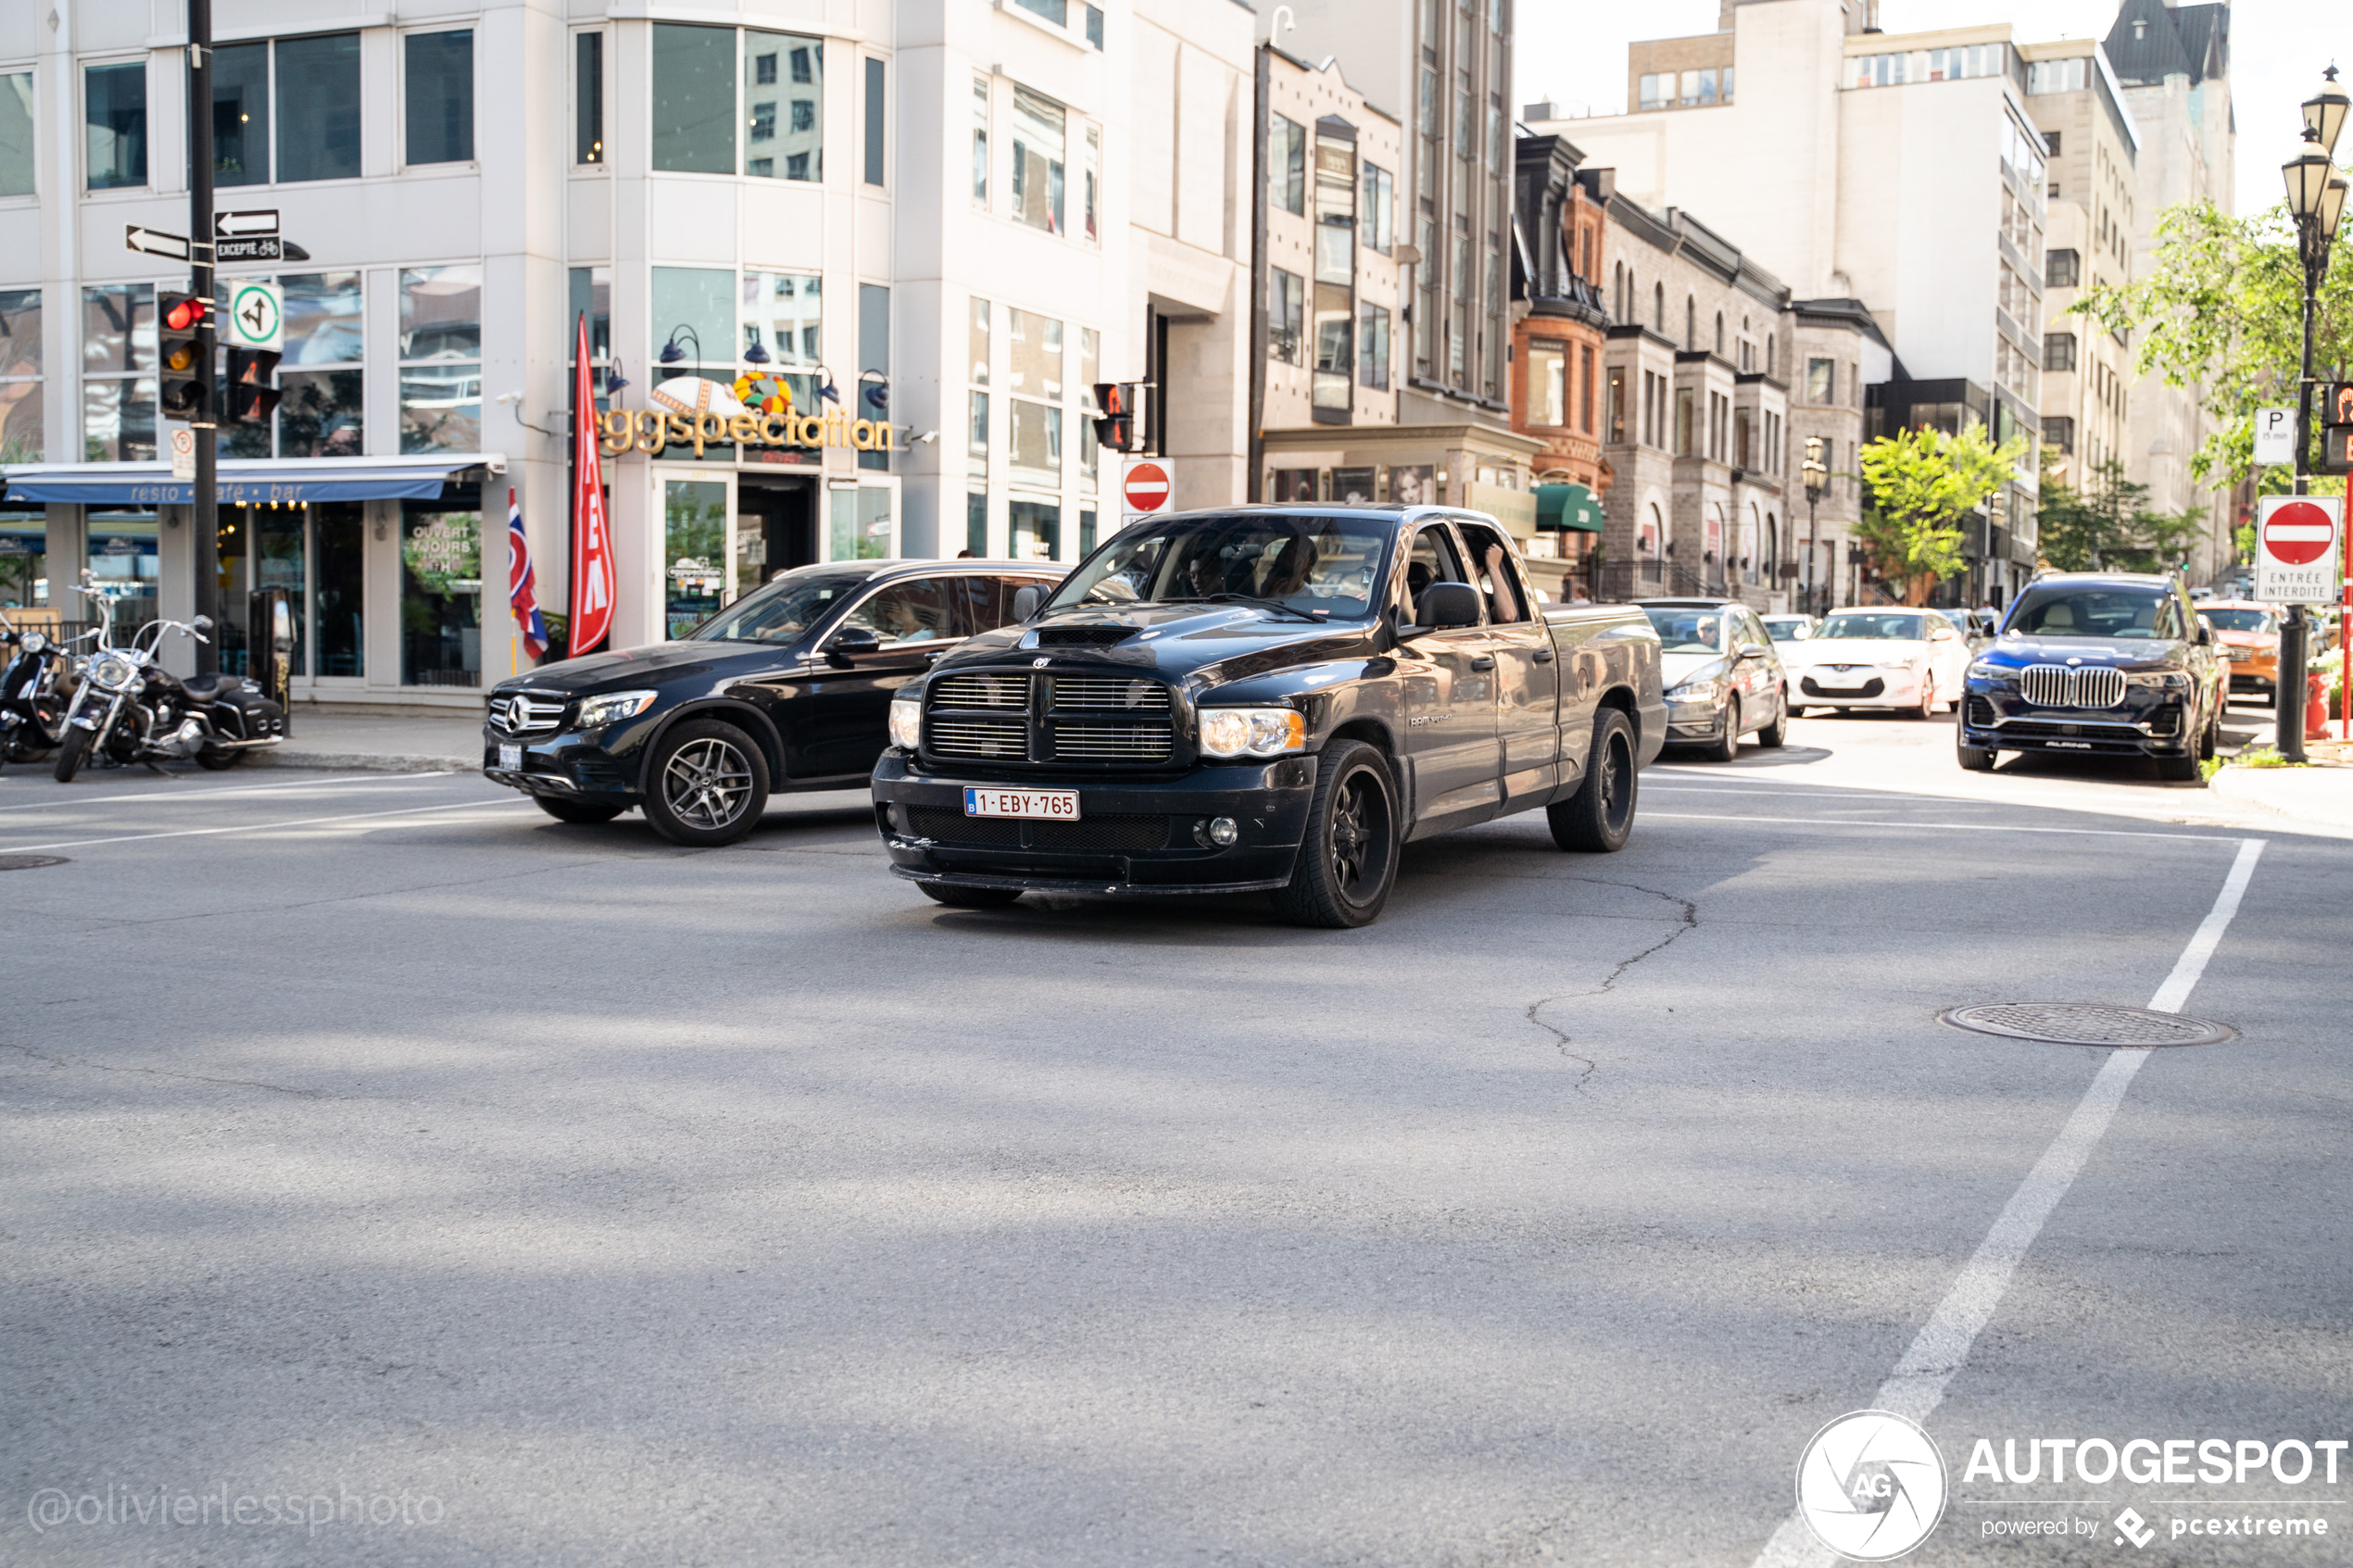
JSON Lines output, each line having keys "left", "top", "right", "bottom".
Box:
{"left": 1093, "top": 382, "right": 1129, "bottom": 418}
{"left": 163, "top": 296, "right": 208, "bottom": 332}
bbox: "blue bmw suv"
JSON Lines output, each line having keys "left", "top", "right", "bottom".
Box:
{"left": 1957, "top": 571, "right": 2223, "bottom": 781}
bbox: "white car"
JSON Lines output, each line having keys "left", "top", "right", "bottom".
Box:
{"left": 1789, "top": 606, "right": 1975, "bottom": 718}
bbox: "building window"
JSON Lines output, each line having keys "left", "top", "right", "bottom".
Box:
{"left": 967, "top": 490, "right": 989, "bottom": 557}
{"left": 82, "top": 284, "right": 154, "bottom": 462}
{"left": 1082, "top": 124, "right": 1100, "bottom": 245}
{"left": 651, "top": 24, "right": 735, "bottom": 173}
{"left": 0, "top": 72, "right": 30, "bottom": 196}
{"left": 2045, "top": 248, "right": 2080, "bottom": 287}
{"left": 1007, "top": 307, "right": 1063, "bottom": 486}
{"left": 863, "top": 57, "right": 885, "bottom": 186}
{"left": 1270, "top": 114, "right": 1306, "bottom": 216}
{"left": 1269, "top": 269, "right": 1303, "bottom": 364}
{"left": 0, "top": 288, "right": 41, "bottom": 464}
{"left": 1806, "top": 357, "right": 1834, "bottom": 403}
{"left": 85, "top": 62, "right": 148, "bottom": 190}
{"left": 208, "top": 43, "right": 269, "bottom": 188}
{"left": 276, "top": 33, "right": 363, "bottom": 182}
{"left": 1606, "top": 366, "right": 1625, "bottom": 444}
{"left": 400, "top": 502, "right": 481, "bottom": 686}
{"left": 1359, "top": 303, "right": 1390, "bottom": 391}
{"left": 1363, "top": 162, "right": 1394, "bottom": 253}
{"left": 1015, "top": 0, "right": 1067, "bottom": 22}
{"left": 397, "top": 266, "right": 482, "bottom": 455}
{"left": 749, "top": 32, "right": 823, "bottom": 182}
{"left": 972, "top": 74, "right": 990, "bottom": 206}
{"left": 1676, "top": 386, "right": 1693, "bottom": 457}
{"left": 574, "top": 31, "right": 604, "bottom": 164}
{"left": 2042, "top": 414, "right": 2074, "bottom": 454}
{"left": 1638, "top": 73, "right": 1661, "bottom": 110}
{"left": 1580, "top": 345, "right": 1595, "bottom": 432}
{"left": 2043, "top": 332, "right": 2077, "bottom": 372}
{"left": 1314, "top": 284, "right": 1354, "bottom": 414}
{"left": 1010, "top": 498, "right": 1060, "bottom": 561}
{"left": 741, "top": 270, "right": 823, "bottom": 417}
{"left": 1526, "top": 340, "right": 1566, "bottom": 426}
{"left": 968, "top": 390, "right": 991, "bottom": 479}
{"left": 405, "top": 31, "right": 474, "bottom": 165}
{"left": 1684, "top": 295, "right": 1695, "bottom": 349}
{"left": 858, "top": 282, "right": 890, "bottom": 471}
{"left": 1080, "top": 326, "right": 1100, "bottom": 493}
{"left": 567, "top": 263, "right": 611, "bottom": 394}
{"left": 277, "top": 272, "right": 364, "bottom": 458}
{"left": 1011, "top": 86, "right": 1066, "bottom": 232}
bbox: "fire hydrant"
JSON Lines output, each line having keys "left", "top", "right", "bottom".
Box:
{"left": 2307, "top": 670, "right": 2330, "bottom": 740}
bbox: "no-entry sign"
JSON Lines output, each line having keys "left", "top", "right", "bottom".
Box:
{"left": 2253, "top": 495, "right": 2343, "bottom": 604}
{"left": 1120, "top": 458, "right": 1174, "bottom": 526}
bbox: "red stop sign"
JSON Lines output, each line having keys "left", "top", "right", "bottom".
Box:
{"left": 2263, "top": 500, "right": 2337, "bottom": 566}
{"left": 1123, "top": 461, "right": 1171, "bottom": 513}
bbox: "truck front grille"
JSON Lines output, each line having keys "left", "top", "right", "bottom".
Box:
{"left": 932, "top": 673, "right": 1028, "bottom": 709}
{"left": 1050, "top": 722, "right": 1174, "bottom": 760}
{"left": 924, "top": 671, "right": 1181, "bottom": 768}
{"left": 928, "top": 717, "right": 1027, "bottom": 759}
{"left": 2021, "top": 664, "right": 2125, "bottom": 709}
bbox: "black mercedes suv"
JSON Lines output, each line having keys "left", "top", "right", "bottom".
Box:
{"left": 1957, "top": 571, "right": 2223, "bottom": 781}
{"left": 482, "top": 558, "right": 1063, "bottom": 845}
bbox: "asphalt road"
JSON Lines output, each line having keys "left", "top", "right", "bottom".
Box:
{"left": 3, "top": 701, "right": 2347, "bottom": 1567}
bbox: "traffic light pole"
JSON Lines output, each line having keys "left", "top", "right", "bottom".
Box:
{"left": 187, "top": 0, "right": 218, "bottom": 675}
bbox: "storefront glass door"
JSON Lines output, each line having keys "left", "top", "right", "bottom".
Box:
{"left": 664, "top": 474, "right": 734, "bottom": 638}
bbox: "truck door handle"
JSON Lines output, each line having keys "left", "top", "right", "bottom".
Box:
{"left": 1532, "top": 647, "right": 1554, "bottom": 663}
{"left": 1470, "top": 655, "right": 1496, "bottom": 671}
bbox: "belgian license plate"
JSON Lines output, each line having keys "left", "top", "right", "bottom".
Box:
{"left": 964, "top": 787, "right": 1079, "bottom": 820}
{"left": 499, "top": 744, "right": 522, "bottom": 771}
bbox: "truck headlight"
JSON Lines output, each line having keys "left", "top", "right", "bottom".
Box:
{"left": 573, "top": 689, "right": 658, "bottom": 729}
{"left": 2127, "top": 671, "right": 2190, "bottom": 689}
{"left": 1198, "top": 706, "right": 1305, "bottom": 758}
{"left": 889, "top": 694, "right": 924, "bottom": 749}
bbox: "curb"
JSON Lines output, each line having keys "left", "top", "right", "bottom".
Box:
{"left": 249, "top": 748, "right": 479, "bottom": 774}
{"left": 2206, "top": 762, "right": 2353, "bottom": 833}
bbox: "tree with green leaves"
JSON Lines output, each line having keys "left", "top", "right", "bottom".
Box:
{"left": 2037, "top": 454, "right": 2207, "bottom": 573}
{"left": 2072, "top": 199, "right": 2353, "bottom": 494}
{"left": 1856, "top": 423, "right": 2024, "bottom": 605}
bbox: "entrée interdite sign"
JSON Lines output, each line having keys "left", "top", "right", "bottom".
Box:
{"left": 596, "top": 405, "right": 898, "bottom": 459}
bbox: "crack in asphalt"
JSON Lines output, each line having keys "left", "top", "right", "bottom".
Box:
{"left": 0, "top": 1042, "right": 336, "bottom": 1099}
{"left": 1524, "top": 879, "right": 1701, "bottom": 1091}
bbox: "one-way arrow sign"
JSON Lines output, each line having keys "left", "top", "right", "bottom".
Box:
{"left": 125, "top": 224, "right": 192, "bottom": 261}
{"left": 215, "top": 209, "right": 280, "bottom": 238}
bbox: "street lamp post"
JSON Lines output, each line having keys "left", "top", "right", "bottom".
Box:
{"left": 1801, "top": 435, "right": 1828, "bottom": 616}
{"left": 2279, "top": 69, "right": 2349, "bottom": 763}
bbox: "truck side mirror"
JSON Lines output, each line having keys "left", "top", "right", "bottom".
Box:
{"left": 1011, "top": 585, "right": 1043, "bottom": 621}
{"left": 1418, "top": 582, "right": 1482, "bottom": 629}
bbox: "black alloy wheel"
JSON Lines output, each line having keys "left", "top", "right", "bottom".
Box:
{"left": 641, "top": 719, "right": 771, "bottom": 847}
{"left": 1701, "top": 695, "right": 1741, "bottom": 762}
{"left": 916, "top": 882, "right": 1026, "bottom": 909}
{"left": 1549, "top": 707, "right": 1638, "bottom": 852}
{"left": 1755, "top": 686, "right": 1789, "bottom": 748}
{"left": 1273, "top": 740, "right": 1399, "bottom": 929}
{"left": 535, "top": 796, "right": 627, "bottom": 824}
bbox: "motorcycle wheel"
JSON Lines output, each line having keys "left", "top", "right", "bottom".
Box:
{"left": 195, "top": 746, "right": 242, "bottom": 771}
{"left": 52, "top": 727, "right": 91, "bottom": 783}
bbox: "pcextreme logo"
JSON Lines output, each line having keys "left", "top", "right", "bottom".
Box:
{"left": 1795, "top": 1410, "right": 1949, "bottom": 1562}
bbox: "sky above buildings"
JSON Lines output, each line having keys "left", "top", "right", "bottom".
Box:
{"left": 1514, "top": 0, "right": 2314, "bottom": 220}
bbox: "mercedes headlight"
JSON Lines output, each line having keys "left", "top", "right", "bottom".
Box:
{"left": 89, "top": 652, "right": 139, "bottom": 690}
{"left": 573, "top": 690, "right": 658, "bottom": 729}
{"left": 1667, "top": 677, "right": 1721, "bottom": 703}
{"left": 2127, "top": 671, "right": 2190, "bottom": 689}
{"left": 888, "top": 693, "right": 924, "bottom": 749}
{"left": 1197, "top": 706, "right": 1305, "bottom": 759}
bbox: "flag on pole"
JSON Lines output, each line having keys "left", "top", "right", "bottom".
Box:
{"left": 507, "top": 487, "right": 547, "bottom": 660}
{"left": 570, "top": 311, "right": 617, "bottom": 656}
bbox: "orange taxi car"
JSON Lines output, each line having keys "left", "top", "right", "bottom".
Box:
{"left": 2199, "top": 600, "right": 2280, "bottom": 700}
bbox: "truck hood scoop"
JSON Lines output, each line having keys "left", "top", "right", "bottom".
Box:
{"left": 1036, "top": 626, "right": 1136, "bottom": 646}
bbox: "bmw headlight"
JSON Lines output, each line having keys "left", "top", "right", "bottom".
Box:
{"left": 1197, "top": 706, "right": 1306, "bottom": 759}
{"left": 888, "top": 693, "right": 924, "bottom": 749}
{"left": 2127, "top": 671, "right": 2190, "bottom": 689}
{"left": 573, "top": 689, "right": 658, "bottom": 729}
{"left": 1667, "top": 677, "right": 1721, "bottom": 703}
{"left": 89, "top": 652, "right": 139, "bottom": 690}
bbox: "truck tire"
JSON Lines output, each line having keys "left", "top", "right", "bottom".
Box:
{"left": 916, "top": 882, "right": 1025, "bottom": 909}
{"left": 52, "top": 727, "right": 90, "bottom": 783}
{"left": 1271, "top": 740, "right": 1399, "bottom": 929}
{"left": 1548, "top": 708, "right": 1637, "bottom": 853}
{"left": 641, "top": 719, "right": 770, "bottom": 846}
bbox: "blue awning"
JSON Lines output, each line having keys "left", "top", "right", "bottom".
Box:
{"left": 0, "top": 454, "right": 507, "bottom": 506}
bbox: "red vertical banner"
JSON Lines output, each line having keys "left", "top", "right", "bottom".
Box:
{"left": 570, "top": 312, "right": 617, "bottom": 656}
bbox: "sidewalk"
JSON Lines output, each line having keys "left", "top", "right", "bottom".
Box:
{"left": 2206, "top": 745, "right": 2353, "bottom": 834}
{"left": 253, "top": 704, "right": 483, "bottom": 773}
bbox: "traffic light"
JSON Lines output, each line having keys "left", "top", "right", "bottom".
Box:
{"left": 225, "top": 346, "right": 282, "bottom": 427}
{"left": 1091, "top": 382, "right": 1137, "bottom": 453}
{"left": 157, "top": 293, "right": 210, "bottom": 422}
{"left": 2327, "top": 382, "right": 2353, "bottom": 427}
{"left": 2322, "top": 383, "right": 2353, "bottom": 474}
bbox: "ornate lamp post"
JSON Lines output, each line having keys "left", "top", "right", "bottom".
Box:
{"left": 2278, "top": 69, "right": 2348, "bottom": 762}
{"left": 1801, "top": 435, "right": 1829, "bottom": 615}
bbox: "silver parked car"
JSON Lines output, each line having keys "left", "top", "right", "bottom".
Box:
{"left": 1636, "top": 598, "right": 1790, "bottom": 761}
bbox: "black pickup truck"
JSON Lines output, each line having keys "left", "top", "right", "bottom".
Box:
{"left": 872, "top": 505, "right": 1667, "bottom": 926}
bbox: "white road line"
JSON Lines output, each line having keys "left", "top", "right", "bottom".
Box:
{"left": 1644, "top": 810, "right": 2244, "bottom": 843}
{"left": 1750, "top": 837, "right": 2267, "bottom": 1568}
{"left": 3, "top": 796, "right": 527, "bottom": 853}
{"left": 0, "top": 772, "right": 450, "bottom": 812}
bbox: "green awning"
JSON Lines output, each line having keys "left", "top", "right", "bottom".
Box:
{"left": 1533, "top": 483, "right": 1603, "bottom": 533}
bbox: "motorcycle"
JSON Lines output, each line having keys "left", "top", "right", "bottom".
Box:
{"left": 51, "top": 585, "right": 286, "bottom": 782}
{"left": 0, "top": 610, "right": 82, "bottom": 770}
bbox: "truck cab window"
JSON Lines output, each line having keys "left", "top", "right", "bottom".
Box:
{"left": 1401, "top": 525, "right": 1469, "bottom": 626}
{"left": 1455, "top": 521, "right": 1527, "bottom": 623}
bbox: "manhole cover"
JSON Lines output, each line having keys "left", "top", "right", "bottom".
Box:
{"left": 1940, "top": 1003, "right": 2235, "bottom": 1047}
{"left": 0, "top": 854, "right": 68, "bottom": 871}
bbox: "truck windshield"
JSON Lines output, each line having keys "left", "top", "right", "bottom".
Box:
{"left": 1047, "top": 514, "right": 1391, "bottom": 619}
{"left": 2007, "top": 587, "right": 2171, "bottom": 640}
{"left": 685, "top": 569, "right": 871, "bottom": 644}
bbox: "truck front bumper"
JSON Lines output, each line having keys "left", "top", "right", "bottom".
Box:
{"left": 871, "top": 751, "right": 1317, "bottom": 896}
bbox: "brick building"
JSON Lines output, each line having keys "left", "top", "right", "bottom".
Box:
{"left": 1509, "top": 133, "right": 1610, "bottom": 595}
